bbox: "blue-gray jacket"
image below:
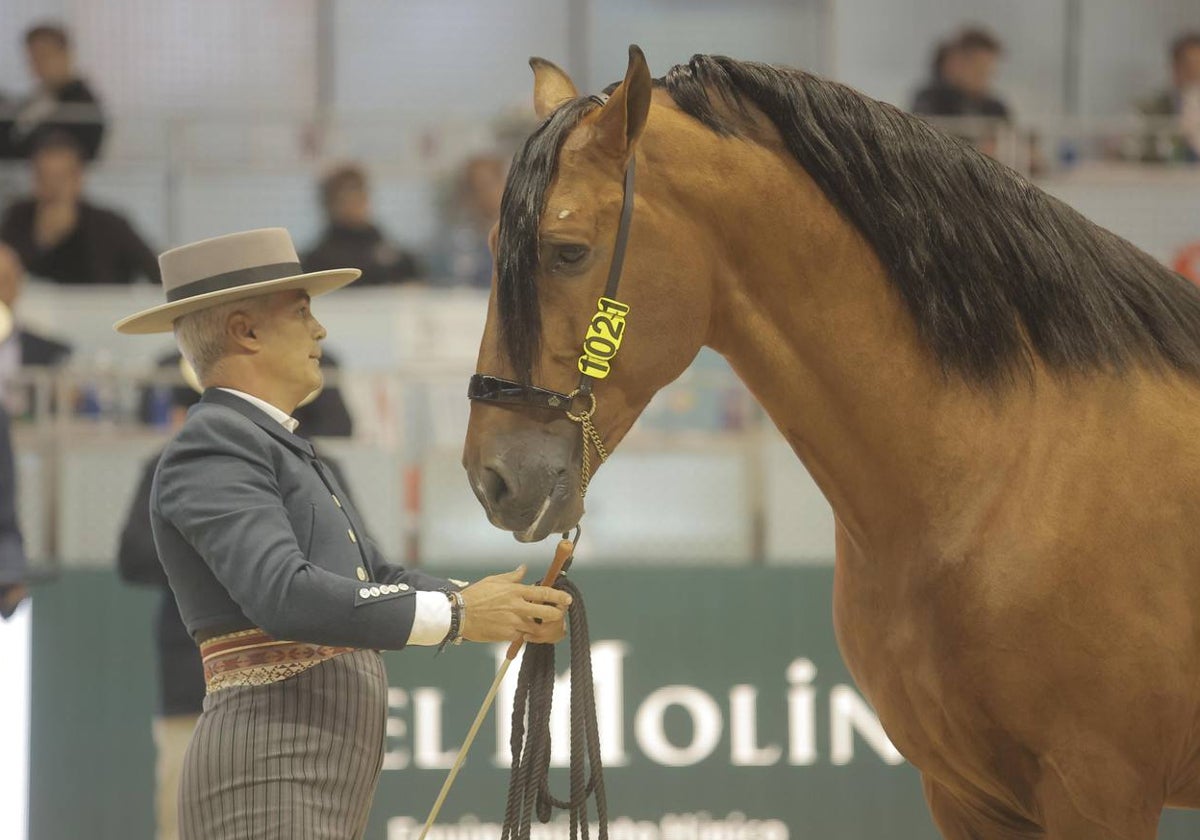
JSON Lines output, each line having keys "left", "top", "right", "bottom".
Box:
{"left": 151, "top": 388, "right": 450, "bottom": 647}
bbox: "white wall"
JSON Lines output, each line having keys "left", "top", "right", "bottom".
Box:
{"left": 0, "top": 604, "right": 30, "bottom": 840}
{"left": 332, "top": 0, "right": 571, "bottom": 118}
{"left": 583, "top": 0, "right": 828, "bottom": 90}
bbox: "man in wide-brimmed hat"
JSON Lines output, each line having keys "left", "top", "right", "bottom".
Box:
{"left": 116, "top": 227, "right": 571, "bottom": 839}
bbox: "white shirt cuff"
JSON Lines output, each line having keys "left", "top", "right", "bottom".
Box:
{"left": 407, "top": 590, "right": 452, "bottom": 646}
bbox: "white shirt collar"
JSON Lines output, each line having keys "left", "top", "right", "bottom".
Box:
{"left": 217, "top": 388, "right": 300, "bottom": 433}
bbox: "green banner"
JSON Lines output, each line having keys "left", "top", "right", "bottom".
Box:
{"left": 30, "top": 568, "right": 1200, "bottom": 839}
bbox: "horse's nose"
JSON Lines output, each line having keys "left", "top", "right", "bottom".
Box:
{"left": 478, "top": 459, "right": 514, "bottom": 514}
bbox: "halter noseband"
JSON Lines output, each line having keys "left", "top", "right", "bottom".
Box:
{"left": 468, "top": 148, "right": 638, "bottom": 498}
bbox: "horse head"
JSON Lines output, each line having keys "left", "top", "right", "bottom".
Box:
{"left": 463, "top": 47, "right": 715, "bottom": 541}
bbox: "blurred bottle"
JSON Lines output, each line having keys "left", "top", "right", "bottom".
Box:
{"left": 77, "top": 349, "right": 116, "bottom": 423}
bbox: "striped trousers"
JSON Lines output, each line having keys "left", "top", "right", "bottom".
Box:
{"left": 179, "top": 649, "right": 388, "bottom": 840}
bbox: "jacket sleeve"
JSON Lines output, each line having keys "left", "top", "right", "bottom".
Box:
{"left": 368, "top": 538, "right": 458, "bottom": 592}
{"left": 154, "top": 411, "right": 418, "bottom": 649}
{"left": 116, "top": 455, "right": 168, "bottom": 586}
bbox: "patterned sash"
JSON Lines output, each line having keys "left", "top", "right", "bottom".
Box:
{"left": 199, "top": 628, "right": 356, "bottom": 693}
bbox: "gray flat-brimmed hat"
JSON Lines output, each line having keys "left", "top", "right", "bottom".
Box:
{"left": 114, "top": 227, "right": 360, "bottom": 335}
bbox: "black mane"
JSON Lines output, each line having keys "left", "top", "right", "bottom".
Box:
{"left": 497, "top": 54, "right": 1200, "bottom": 385}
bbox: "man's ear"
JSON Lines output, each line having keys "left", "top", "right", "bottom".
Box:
{"left": 227, "top": 310, "right": 258, "bottom": 350}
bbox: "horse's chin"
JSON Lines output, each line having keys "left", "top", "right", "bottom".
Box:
{"left": 506, "top": 495, "right": 582, "bottom": 543}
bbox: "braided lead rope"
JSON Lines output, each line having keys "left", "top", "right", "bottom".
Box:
{"left": 501, "top": 577, "right": 608, "bottom": 840}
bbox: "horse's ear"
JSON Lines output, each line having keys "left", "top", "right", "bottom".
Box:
{"left": 531, "top": 57, "right": 579, "bottom": 120}
{"left": 592, "top": 45, "right": 652, "bottom": 161}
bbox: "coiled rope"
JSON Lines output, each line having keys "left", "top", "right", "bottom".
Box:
{"left": 501, "top": 576, "right": 608, "bottom": 840}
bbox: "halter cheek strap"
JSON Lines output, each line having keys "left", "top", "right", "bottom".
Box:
{"left": 467, "top": 154, "right": 638, "bottom": 497}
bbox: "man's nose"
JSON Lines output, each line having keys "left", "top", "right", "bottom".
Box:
{"left": 313, "top": 318, "right": 327, "bottom": 341}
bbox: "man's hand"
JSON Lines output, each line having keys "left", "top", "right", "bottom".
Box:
{"left": 459, "top": 565, "right": 571, "bottom": 644}
{"left": 0, "top": 583, "right": 27, "bottom": 620}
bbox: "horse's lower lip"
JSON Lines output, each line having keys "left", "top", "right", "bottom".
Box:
{"left": 516, "top": 497, "right": 555, "bottom": 541}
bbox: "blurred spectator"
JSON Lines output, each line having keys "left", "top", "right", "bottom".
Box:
{"left": 119, "top": 361, "right": 358, "bottom": 837}
{"left": 435, "top": 153, "right": 506, "bottom": 287}
{"left": 0, "top": 132, "right": 160, "bottom": 284}
{"left": 1138, "top": 32, "right": 1200, "bottom": 162}
{"left": 0, "top": 403, "right": 27, "bottom": 621}
{"left": 0, "top": 244, "right": 72, "bottom": 417}
{"left": 0, "top": 23, "right": 105, "bottom": 161}
{"left": 303, "top": 163, "right": 421, "bottom": 285}
{"left": 912, "top": 27, "right": 1011, "bottom": 120}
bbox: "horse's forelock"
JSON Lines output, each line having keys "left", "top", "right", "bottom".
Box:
{"left": 496, "top": 97, "right": 600, "bottom": 383}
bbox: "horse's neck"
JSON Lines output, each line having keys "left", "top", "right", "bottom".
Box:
{"left": 692, "top": 142, "right": 1040, "bottom": 554}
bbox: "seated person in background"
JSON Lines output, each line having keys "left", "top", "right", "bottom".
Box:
{"left": 0, "top": 23, "right": 105, "bottom": 161}
{"left": 0, "top": 244, "right": 72, "bottom": 417}
{"left": 303, "top": 163, "right": 421, "bottom": 285}
{"left": 1138, "top": 32, "right": 1200, "bottom": 162}
{"left": 912, "top": 27, "right": 1011, "bottom": 120}
{"left": 434, "top": 153, "right": 507, "bottom": 288}
{"left": 0, "top": 132, "right": 161, "bottom": 284}
{"left": 144, "top": 348, "right": 354, "bottom": 438}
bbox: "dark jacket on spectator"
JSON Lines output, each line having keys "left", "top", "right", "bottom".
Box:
{"left": 304, "top": 224, "right": 421, "bottom": 286}
{"left": 0, "top": 78, "right": 105, "bottom": 161}
{"left": 912, "top": 80, "right": 1010, "bottom": 119}
{"left": 19, "top": 329, "right": 72, "bottom": 367}
{"left": 118, "top": 453, "right": 206, "bottom": 716}
{"left": 0, "top": 199, "right": 160, "bottom": 284}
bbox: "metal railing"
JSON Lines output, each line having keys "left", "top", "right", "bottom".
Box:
{"left": 8, "top": 360, "right": 840, "bottom": 579}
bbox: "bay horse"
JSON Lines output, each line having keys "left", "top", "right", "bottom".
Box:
{"left": 462, "top": 46, "right": 1200, "bottom": 839}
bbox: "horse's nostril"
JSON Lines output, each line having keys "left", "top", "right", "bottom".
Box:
{"left": 483, "top": 466, "right": 511, "bottom": 507}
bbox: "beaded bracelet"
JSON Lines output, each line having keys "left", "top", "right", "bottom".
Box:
{"left": 438, "top": 589, "right": 466, "bottom": 653}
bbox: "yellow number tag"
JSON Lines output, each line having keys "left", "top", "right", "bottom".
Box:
{"left": 577, "top": 297, "right": 630, "bottom": 379}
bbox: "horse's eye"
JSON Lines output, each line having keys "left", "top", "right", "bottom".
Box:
{"left": 554, "top": 245, "right": 590, "bottom": 269}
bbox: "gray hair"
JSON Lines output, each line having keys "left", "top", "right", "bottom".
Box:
{"left": 173, "top": 295, "right": 269, "bottom": 381}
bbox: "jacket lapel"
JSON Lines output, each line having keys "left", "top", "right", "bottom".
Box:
{"left": 198, "top": 388, "right": 315, "bottom": 458}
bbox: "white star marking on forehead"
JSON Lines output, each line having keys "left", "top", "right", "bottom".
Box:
{"left": 557, "top": 209, "right": 572, "bottom": 219}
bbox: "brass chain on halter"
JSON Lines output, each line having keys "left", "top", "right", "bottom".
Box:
{"left": 565, "top": 390, "right": 609, "bottom": 497}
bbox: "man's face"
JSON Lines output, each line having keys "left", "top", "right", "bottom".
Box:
{"left": 250, "top": 290, "right": 326, "bottom": 404}
{"left": 1176, "top": 44, "right": 1200, "bottom": 90}
{"left": 33, "top": 148, "right": 83, "bottom": 204}
{"left": 952, "top": 47, "right": 999, "bottom": 97}
{"left": 26, "top": 37, "right": 71, "bottom": 86}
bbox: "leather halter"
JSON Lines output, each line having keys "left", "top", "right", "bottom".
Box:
{"left": 467, "top": 155, "right": 637, "bottom": 415}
